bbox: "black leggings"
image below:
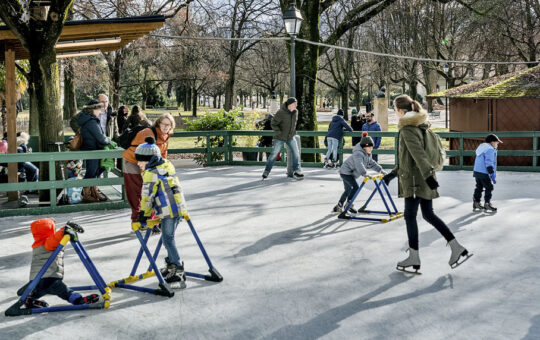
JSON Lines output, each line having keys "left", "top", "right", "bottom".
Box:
{"left": 31, "top": 278, "right": 73, "bottom": 301}
{"left": 404, "top": 197, "right": 455, "bottom": 250}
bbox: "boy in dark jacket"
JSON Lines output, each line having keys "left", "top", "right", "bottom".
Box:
{"left": 473, "top": 134, "right": 502, "bottom": 212}
{"left": 19, "top": 219, "right": 98, "bottom": 308}
{"left": 362, "top": 112, "right": 382, "bottom": 161}
{"left": 325, "top": 109, "right": 352, "bottom": 168}
{"left": 333, "top": 132, "right": 386, "bottom": 215}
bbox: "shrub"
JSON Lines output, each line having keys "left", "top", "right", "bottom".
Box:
{"left": 185, "top": 107, "right": 244, "bottom": 166}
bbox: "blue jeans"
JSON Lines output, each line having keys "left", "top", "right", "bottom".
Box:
{"left": 325, "top": 137, "right": 339, "bottom": 162}
{"left": 84, "top": 159, "right": 104, "bottom": 179}
{"left": 21, "top": 162, "right": 39, "bottom": 182}
{"left": 264, "top": 138, "right": 301, "bottom": 173}
{"left": 161, "top": 217, "right": 182, "bottom": 267}
{"left": 339, "top": 174, "right": 359, "bottom": 204}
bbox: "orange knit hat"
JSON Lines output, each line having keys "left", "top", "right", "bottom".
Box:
{"left": 30, "top": 218, "right": 56, "bottom": 249}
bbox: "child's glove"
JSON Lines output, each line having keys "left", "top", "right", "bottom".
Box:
{"left": 65, "top": 221, "right": 84, "bottom": 233}
{"left": 382, "top": 173, "right": 396, "bottom": 185}
{"left": 490, "top": 173, "right": 496, "bottom": 184}
{"left": 426, "top": 176, "right": 439, "bottom": 190}
{"left": 108, "top": 140, "right": 118, "bottom": 148}
{"left": 137, "top": 211, "right": 148, "bottom": 224}
{"left": 63, "top": 227, "right": 78, "bottom": 241}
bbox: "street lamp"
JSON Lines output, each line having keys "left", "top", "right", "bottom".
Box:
{"left": 283, "top": 2, "right": 303, "bottom": 98}
{"left": 443, "top": 63, "right": 449, "bottom": 129}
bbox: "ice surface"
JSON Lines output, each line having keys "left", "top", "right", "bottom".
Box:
{"left": 1, "top": 167, "right": 539, "bottom": 339}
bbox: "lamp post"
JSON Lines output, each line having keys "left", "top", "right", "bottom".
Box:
{"left": 283, "top": 2, "right": 303, "bottom": 98}
{"left": 443, "top": 63, "right": 449, "bottom": 129}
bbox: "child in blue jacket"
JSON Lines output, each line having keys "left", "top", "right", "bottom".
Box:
{"left": 473, "top": 134, "right": 502, "bottom": 212}
{"left": 324, "top": 109, "right": 352, "bottom": 168}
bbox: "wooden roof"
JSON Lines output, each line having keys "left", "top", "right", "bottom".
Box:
{"left": 0, "top": 15, "right": 165, "bottom": 60}
{"left": 427, "top": 65, "right": 540, "bottom": 99}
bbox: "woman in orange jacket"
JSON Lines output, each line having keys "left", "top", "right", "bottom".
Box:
{"left": 122, "top": 113, "right": 174, "bottom": 223}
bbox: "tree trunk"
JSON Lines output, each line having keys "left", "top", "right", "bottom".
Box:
{"left": 341, "top": 87, "right": 349, "bottom": 121}
{"left": 28, "top": 84, "right": 39, "bottom": 135}
{"left": 111, "top": 51, "right": 122, "bottom": 110}
{"left": 29, "top": 47, "right": 63, "bottom": 201}
{"left": 185, "top": 86, "right": 192, "bottom": 111}
{"left": 141, "top": 88, "right": 147, "bottom": 110}
{"left": 224, "top": 59, "right": 237, "bottom": 111}
{"left": 192, "top": 86, "right": 198, "bottom": 117}
{"left": 63, "top": 60, "right": 77, "bottom": 120}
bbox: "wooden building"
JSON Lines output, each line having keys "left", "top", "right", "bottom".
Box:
{"left": 428, "top": 66, "right": 540, "bottom": 166}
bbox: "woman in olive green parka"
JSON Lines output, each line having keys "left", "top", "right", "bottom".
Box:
{"left": 383, "top": 95, "right": 470, "bottom": 273}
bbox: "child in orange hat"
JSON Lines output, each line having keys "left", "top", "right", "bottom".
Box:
{"left": 18, "top": 218, "right": 99, "bottom": 308}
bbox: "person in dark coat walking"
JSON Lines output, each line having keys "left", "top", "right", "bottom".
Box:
{"left": 362, "top": 112, "right": 382, "bottom": 161}
{"left": 350, "top": 109, "right": 366, "bottom": 146}
{"left": 117, "top": 105, "right": 129, "bottom": 133}
{"left": 77, "top": 99, "right": 112, "bottom": 202}
{"left": 256, "top": 114, "right": 274, "bottom": 161}
{"left": 262, "top": 97, "right": 303, "bottom": 180}
{"left": 324, "top": 109, "right": 352, "bottom": 168}
{"left": 383, "top": 94, "right": 470, "bottom": 273}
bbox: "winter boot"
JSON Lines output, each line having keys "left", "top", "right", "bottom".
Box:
{"left": 346, "top": 200, "right": 357, "bottom": 214}
{"left": 262, "top": 170, "right": 269, "bottom": 179}
{"left": 473, "top": 200, "right": 483, "bottom": 211}
{"left": 164, "top": 263, "right": 187, "bottom": 289}
{"left": 24, "top": 297, "right": 49, "bottom": 308}
{"left": 484, "top": 201, "right": 497, "bottom": 212}
{"left": 160, "top": 257, "right": 174, "bottom": 277}
{"left": 92, "top": 186, "right": 108, "bottom": 201}
{"left": 82, "top": 187, "right": 98, "bottom": 203}
{"left": 448, "top": 239, "right": 471, "bottom": 268}
{"left": 332, "top": 202, "right": 343, "bottom": 213}
{"left": 396, "top": 248, "right": 421, "bottom": 274}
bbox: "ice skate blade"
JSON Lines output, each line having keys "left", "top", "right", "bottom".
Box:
{"left": 396, "top": 266, "right": 422, "bottom": 275}
{"left": 450, "top": 253, "right": 473, "bottom": 269}
{"left": 169, "top": 281, "right": 187, "bottom": 290}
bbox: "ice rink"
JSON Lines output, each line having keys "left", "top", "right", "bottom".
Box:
{"left": 1, "top": 166, "right": 539, "bottom": 339}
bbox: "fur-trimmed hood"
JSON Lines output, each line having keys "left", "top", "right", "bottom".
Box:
{"left": 397, "top": 111, "right": 429, "bottom": 130}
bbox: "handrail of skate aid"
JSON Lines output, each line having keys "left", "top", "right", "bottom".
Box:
{"left": 0, "top": 130, "right": 538, "bottom": 217}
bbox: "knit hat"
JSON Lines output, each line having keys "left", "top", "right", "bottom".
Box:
{"left": 285, "top": 97, "right": 297, "bottom": 106}
{"left": 360, "top": 131, "right": 374, "bottom": 148}
{"left": 84, "top": 99, "right": 103, "bottom": 110}
{"left": 31, "top": 218, "right": 56, "bottom": 249}
{"left": 485, "top": 134, "right": 503, "bottom": 144}
{"left": 135, "top": 136, "right": 161, "bottom": 161}
{"left": 351, "top": 108, "right": 358, "bottom": 115}
{"left": 0, "top": 140, "right": 7, "bottom": 154}
{"left": 337, "top": 109, "right": 344, "bottom": 116}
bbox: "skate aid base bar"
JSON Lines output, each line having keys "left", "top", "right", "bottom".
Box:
{"left": 5, "top": 233, "right": 111, "bottom": 317}
{"left": 342, "top": 175, "right": 403, "bottom": 223}
{"left": 107, "top": 216, "right": 223, "bottom": 298}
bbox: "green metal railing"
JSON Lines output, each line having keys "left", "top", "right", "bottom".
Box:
{"left": 169, "top": 130, "right": 540, "bottom": 172}
{"left": 0, "top": 149, "right": 127, "bottom": 217}
{"left": 1, "top": 130, "right": 539, "bottom": 217}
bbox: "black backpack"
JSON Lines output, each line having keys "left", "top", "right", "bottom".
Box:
{"left": 118, "top": 126, "right": 157, "bottom": 149}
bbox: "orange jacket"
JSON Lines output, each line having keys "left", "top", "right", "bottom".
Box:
{"left": 122, "top": 127, "right": 171, "bottom": 164}
{"left": 31, "top": 218, "right": 64, "bottom": 251}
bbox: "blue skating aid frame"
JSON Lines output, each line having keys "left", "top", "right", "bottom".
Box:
{"left": 342, "top": 174, "right": 403, "bottom": 223}
{"left": 108, "top": 215, "right": 222, "bottom": 297}
{"left": 5, "top": 232, "right": 111, "bottom": 316}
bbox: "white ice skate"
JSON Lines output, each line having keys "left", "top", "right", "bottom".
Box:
{"left": 448, "top": 239, "right": 472, "bottom": 268}
{"left": 396, "top": 248, "right": 421, "bottom": 275}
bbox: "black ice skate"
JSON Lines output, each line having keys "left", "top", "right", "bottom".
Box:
{"left": 262, "top": 170, "right": 269, "bottom": 180}
{"left": 473, "top": 201, "right": 484, "bottom": 212}
{"left": 293, "top": 171, "right": 304, "bottom": 180}
{"left": 448, "top": 239, "right": 473, "bottom": 269}
{"left": 165, "top": 263, "right": 187, "bottom": 289}
{"left": 484, "top": 202, "right": 497, "bottom": 212}
{"left": 396, "top": 248, "right": 422, "bottom": 275}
